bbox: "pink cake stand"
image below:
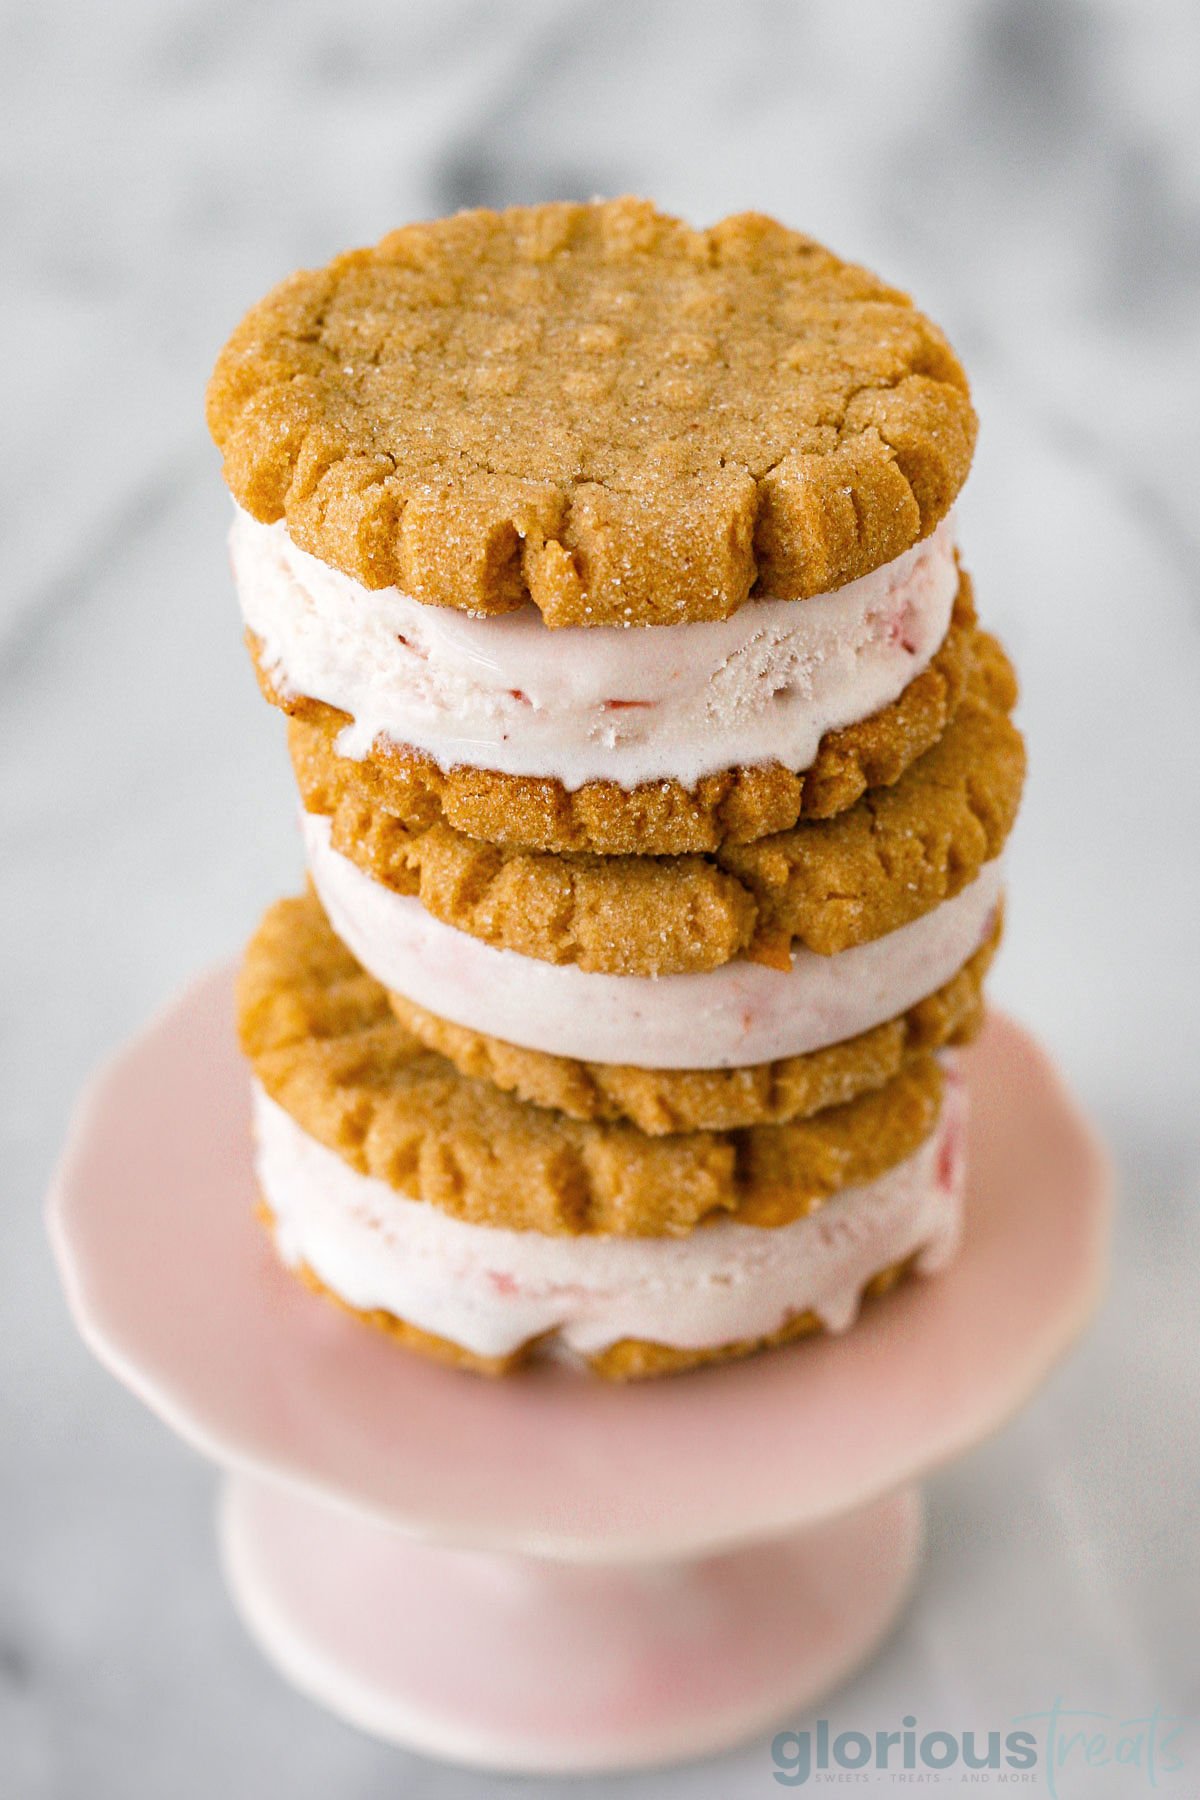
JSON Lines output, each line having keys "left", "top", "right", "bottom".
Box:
{"left": 48, "top": 968, "right": 1109, "bottom": 1774}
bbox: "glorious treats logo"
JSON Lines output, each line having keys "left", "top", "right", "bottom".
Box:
{"left": 769, "top": 1702, "right": 1185, "bottom": 1791}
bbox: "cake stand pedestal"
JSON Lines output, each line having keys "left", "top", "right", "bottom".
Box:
{"left": 48, "top": 970, "right": 1109, "bottom": 1774}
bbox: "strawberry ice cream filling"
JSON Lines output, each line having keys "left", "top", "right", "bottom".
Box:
{"left": 232, "top": 507, "right": 960, "bottom": 790}
{"left": 252, "top": 1057, "right": 967, "bottom": 1361}
{"left": 303, "top": 811, "right": 1002, "bottom": 1070}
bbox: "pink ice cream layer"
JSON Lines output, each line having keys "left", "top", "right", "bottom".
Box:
{"left": 253, "top": 1057, "right": 967, "bottom": 1361}
{"left": 304, "top": 811, "right": 1003, "bottom": 1070}
{"left": 233, "top": 507, "right": 959, "bottom": 790}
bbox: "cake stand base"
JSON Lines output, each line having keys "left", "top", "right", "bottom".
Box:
{"left": 220, "top": 1472, "right": 922, "bottom": 1774}
{"left": 50, "top": 978, "right": 1110, "bottom": 1775}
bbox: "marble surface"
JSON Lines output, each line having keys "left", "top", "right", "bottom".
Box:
{"left": 3, "top": 0, "right": 1197, "bottom": 1794}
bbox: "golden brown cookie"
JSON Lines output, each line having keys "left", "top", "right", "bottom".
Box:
{"left": 724, "top": 631, "right": 1022, "bottom": 965}
{"left": 260, "top": 571, "right": 976, "bottom": 857}
{"left": 209, "top": 198, "right": 976, "bottom": 628}
{"left": 239, "top": 890, "right": 946, "bottom": 1237}
{"left": 258, "top": 1195, "right": 916, "bottom": 1381}
{"left": 384, "top": 914, "right": 998, "bottom": 1134}
{"left": 589, "top": 1258, "right": 916, "bottom": 1380}
{"left": 291, "top": 632, "right": 1022, "bottom": 976}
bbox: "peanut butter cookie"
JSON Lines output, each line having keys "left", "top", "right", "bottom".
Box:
{"left": 239, "top": 891, "right": 946, "bottom": 1237}
{"left": 290, "top": 632, "right": 1022, "bottom": 976}
{"left": 258, "top": 1196, "right": 917, "bottom": 1382}
{"left": 383, "top": 916, "right": 998, "bottom": 1134}
{"left": 209, "top": 198, "right": 975, "bottom": 627}
{"left": 259, "top": 572, "right": 976, "bottom": 856}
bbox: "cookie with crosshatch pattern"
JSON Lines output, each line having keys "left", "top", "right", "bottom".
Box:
{"left": 207, "top": 196, "right": 976, "bottom": 630}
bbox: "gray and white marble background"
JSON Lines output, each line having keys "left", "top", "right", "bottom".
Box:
{"left": 3, "top": 1, "right": 1198, "bottom": 1795}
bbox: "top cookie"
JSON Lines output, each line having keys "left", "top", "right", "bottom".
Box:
{"left": 207, "top": 198, "right": 976, "bottom": 627}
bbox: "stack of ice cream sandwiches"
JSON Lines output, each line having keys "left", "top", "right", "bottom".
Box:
{"left": 209, "top": 198, "right": 1024, "bottom": 1379}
